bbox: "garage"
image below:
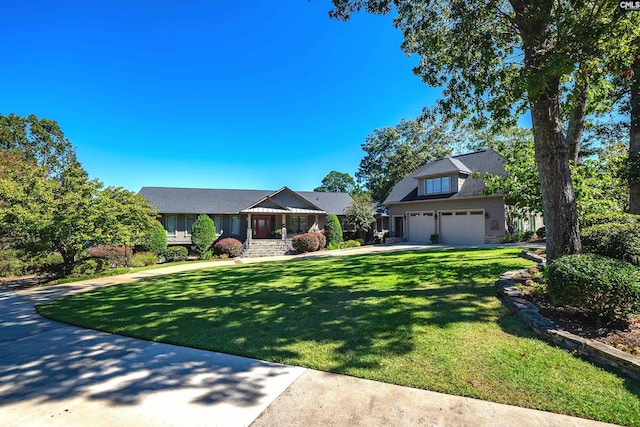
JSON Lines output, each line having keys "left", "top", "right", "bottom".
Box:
{"left": 439, "top": 210, "right": 485, "bottom": 245}
{"left": 407, "top": 212, "right": 435, "bottom": 243}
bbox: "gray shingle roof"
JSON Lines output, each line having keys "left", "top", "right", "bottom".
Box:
{"left": 139, "top": 187, "right": 353, "bottom": 215}
{"left": 384, "top": 149, "right": 506, "bottom": 204}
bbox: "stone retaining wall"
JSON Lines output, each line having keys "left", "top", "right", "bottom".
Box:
{"left": 496, "top": 251, "right": 640, "bottom": 382}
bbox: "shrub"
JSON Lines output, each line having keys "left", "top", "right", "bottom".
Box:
{"left": 356, "top": 238, "right": 365, "bottom": 246}
{"left": 191, "top": 214, "right": 217, "bottom": 259}
{"left": 325, "top": 214, "right": 343, "bottom": 246}
{"left": 327, "top": 241, "right": 341, "bottom": 250}
{"left": 164, "top": 246, "right": 188, "bottom": 262}
{"left": 0, "top": 249, "right": 28, "bottom": 277}
{"left": 536, "top": 226, "right": 546, "bottom": 239}
{"left": 71, "top": 258, "right": 109, "bottom": 276}
{"left": 581, "top": 212, "right": 639, "bottom": 229}
{"left": 315, "top": 232, "right": 327, "bottom": 249}
{"left": 213, "top": 238, "right": 243, "bottom": 258}
{"left": 545, "top": 254, "right": 640, "bottom": 327}
{"left": 36, "top": 254, "right": 66, "bottom": 276}
{"left": 142, "top": 221, "right": 168, "bottom": 255}
{"left": 130, "top": 251, "right": 157, "bottom": 267}
{"left": 87, "top": 245, "right": 132, "bottom": 267}
{"left": 581, "top": 223, "right": 640, "bottom": 266}
{"left": 342, "top": 240, "right": 361, "bottom": 248}
{"left": 292, "top": 233, "right": 320, "bottom": 253}
{"left": 430, "top": 234, "right": 439, "bottom": 244}
{"left": 500, "top": 232, "right": 526, "bottom": 243}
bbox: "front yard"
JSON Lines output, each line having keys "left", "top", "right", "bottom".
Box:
{"left": 37, "top": 248, "right": 640, "bottom": 426}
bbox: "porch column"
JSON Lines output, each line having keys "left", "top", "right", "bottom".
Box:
{"left": 281, "top": 219, "right": 287, "bottom": 242}
{"left": 247, "top": 213, "right": 252, "bottom": 244}
{"left": 314, "top": 214, "right": 319, "bottom": 231}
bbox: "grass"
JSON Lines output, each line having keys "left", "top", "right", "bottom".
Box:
{"left": 37, "top": 248, "right": 640, "bottom": 426}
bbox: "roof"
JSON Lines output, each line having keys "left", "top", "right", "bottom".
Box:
{"left": 139, "top": 187, "right": 353, "bottom": 215}
{"left": 384, "top": 149, "right": 506, "bottom": 205}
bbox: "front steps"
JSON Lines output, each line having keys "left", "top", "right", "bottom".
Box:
{"left": 242, "top": 239, "right": 292, "bottom": 258}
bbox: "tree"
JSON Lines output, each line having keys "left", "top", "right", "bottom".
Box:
{"left": 314, "top": 171, "right": 358, "bottom": 194}
{"left": 629, "top": 52, "right": 640, "bottom": 213}
{"left": 344, "top": 194, "right": 377, "bottom": 240}
{"left": 357, "top": 117, "right": 455, "bottom": 203}
{"left": 143, "top": 221, "right": 168, "bottom": 255}
{"left": 330, "top": 1, "right": 640, "bottom": 261}
{"left": 324, "top": 214, "right": 344, "bottom": 246}
{"left": 191, "top": 214, "right": 216, "bottom": 259}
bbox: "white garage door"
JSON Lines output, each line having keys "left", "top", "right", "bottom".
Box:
{"left": 440, "top": 210, "right": 485, "bottom": 245}
{"left": 408, "top": 212, "right": 435, "bottom": 243}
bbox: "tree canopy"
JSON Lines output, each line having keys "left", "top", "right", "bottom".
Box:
{"left": 314, "top": 170, "right": 359, "bottom": 194}
{"left": 344, "top": 194, "right": 377, "bottom": 239}
{"left": 330, "top": 1, "right": 640, "bottom": 261}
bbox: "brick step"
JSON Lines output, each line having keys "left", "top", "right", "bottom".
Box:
{"left": 242, "top": 240, "right": 292, "bottom": 258}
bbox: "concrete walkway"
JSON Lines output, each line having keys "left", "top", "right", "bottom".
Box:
{"left": 1, "top": 243, "right": 617, "bottom": 426}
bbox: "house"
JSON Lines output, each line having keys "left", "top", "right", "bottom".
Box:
{"left": 384, "top": 149, "right": 542, "bottom": 245}
{"left": 139, "top": 186, "right": 354, "bottom": 255}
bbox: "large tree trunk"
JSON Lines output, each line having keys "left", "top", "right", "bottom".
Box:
{"left": 512, "top": 0, "right": 582, "bottom": 262}
{"left": 530, "top": 86, "right": 582, "bottom": 262}
{"left": 566, "top": 80, "right": 589, "bottom": 165}
{"left": 630, "top": 53, "right": 640, "bottom": 214}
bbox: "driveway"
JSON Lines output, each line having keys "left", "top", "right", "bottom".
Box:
{"left": 1, "top": 243, "right": 613, "bottom": 426}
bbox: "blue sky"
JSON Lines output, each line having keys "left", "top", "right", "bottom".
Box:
{"left": 2, "top": 0, "right": 443, "bottom": 192}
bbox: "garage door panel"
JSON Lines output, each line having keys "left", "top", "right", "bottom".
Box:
{"left": 408, "top": 212, "right": 435, "bottom": 243}
{"left": 440, "top": 211, "right": 485, "bottom": 245}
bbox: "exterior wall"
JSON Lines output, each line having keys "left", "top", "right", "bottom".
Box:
{"left": 387, "top": 196, "right": 507, "bottom": 243}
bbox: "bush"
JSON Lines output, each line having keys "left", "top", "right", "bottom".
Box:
{"left": 71, "top": 258, "right": 109, "bottom": 277}
{"left": 500, "top": 232, "right": 526, "bottom": 243}
{"left": 86, "top": 245, "right": 132, "bottom": 267}
{"left": 581, "top": 222, "right": 640, "bottom": 266}
{"left": 536, "top": 226, "right": 546, "bottom": 239}
{"left": 191, "top": 214, "right": 217, "bottom": 259}
{"left": 142, "top": 221, "right": 168, "bottom": 255}
{"left": 292, "top": 233, "right": 320, "bottom": 253}
{"left": 130, "top": 252, "right": 157, "bottom": 267}
{"left": 430, "top": 234, "right": 439, "bottom": 244}
{"left": 164, "top": 246, "right": 188, "bottom": 262}
{"left": 315, "top": 232, "right": 327, "bottom": 249}
{"left": 327, "top": 241, "right": 341, "bottom": 250}
{"left": 342, "top": 240, "right": 361, "bottom": 248}
{"left": 325, "top": 214, "right": 343, "bottom": 246}
{"left": 356, "top": 238, "right": 365, "bottom": 246}
{"left": 213, "top": 238, "right": 243, "bottom": 258}
{"left": 545, "top": 254, "right": 640, "bottom": 327}
{"left": 0, "top": 249, "right": 28, "bottom": 277}
{"left": 581, "top": 212, "right": 639, "bottom": 229}
{"left": 36, "top": 254, "right": 65, "bottom": 276}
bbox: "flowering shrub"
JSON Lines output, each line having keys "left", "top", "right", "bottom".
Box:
{"left": 87, "top": 245, "right": 132, "bottom": 267}
{"left": 292, "top": 233, "right": 320, "bottom": 253}
{"left": 213, "top": 238, "right": 243, "bottom": 258}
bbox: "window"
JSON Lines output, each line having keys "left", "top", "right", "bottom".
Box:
{"left": 231, "top": 216, "right": 239, "bottom": 235}
{"left": 213, "top": 216, "right": 223, "bottom": 234}
{"left": 186, "top": 215, "right": 197, "bottom": 235}
{"left": 291, "top": 215, "right": 308, "bottom": 233}
{"left": 425, "top": 176, "right": 452, "bottom": 195}
{"left": 166, "top": 215, "right": 177, "bottom": 234}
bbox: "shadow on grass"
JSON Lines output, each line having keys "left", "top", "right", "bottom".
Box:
{"left": 38, "top": 249, "right": 526, "bottom": 375}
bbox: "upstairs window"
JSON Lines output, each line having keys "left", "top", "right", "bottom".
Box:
{"left": 425, "top": 176, "right": 451, "bottom": 194}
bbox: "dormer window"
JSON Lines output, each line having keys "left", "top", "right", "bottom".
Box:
{"left": 425, "top": 176, "right": 451, "bottom": 194}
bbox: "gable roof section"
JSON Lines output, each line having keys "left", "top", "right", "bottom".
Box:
{"left": 241, "top": 187, "right": 325, "bottom": 214}
{"left": 414, "top": 156, "right": 472, "bottom": 178}
{"left": 139, "top": 187, "right": 353, "bottom": 215}
{"left": 384, "top": 149, "right": 506, "bottom": 205}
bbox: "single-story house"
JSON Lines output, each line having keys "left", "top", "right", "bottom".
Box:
{"left": 384, "top": 149, "right": 542, "bottom": 244}
{"left": 139, "top": 186, "right": 354, "bottom": 249}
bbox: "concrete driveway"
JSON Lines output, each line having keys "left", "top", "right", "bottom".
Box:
{"left": 1, "top": 243, "right": 615, "bottom": 426}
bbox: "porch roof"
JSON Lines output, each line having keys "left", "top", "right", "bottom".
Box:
{"left": 241, "top": 207, "right": 326, "bottom": 214}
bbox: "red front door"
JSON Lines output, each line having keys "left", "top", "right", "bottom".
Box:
{"left": 253, "top": 216, "right": 270, "bottom": 238}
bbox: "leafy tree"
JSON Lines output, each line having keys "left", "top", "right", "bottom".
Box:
{"left": 324, "top": 214, "right": 343, "bottom": 246}
{"left": 314, "top": 171, "right": 358, "bottom": 194}
{"left": 143, "top": 221, "right": 168, "bottom": 255}
{"left": 329, "top": 1, "right": 640, "bottom": 261}
{"left": 629, "top": 53, "right": 640, "bottom": 213}
{"left": 191, "top": 214, "right": 216, "bottom": 259}
{"left": 357, "top": 117, "right": 454, "bottom": 203}
{"left": 0, "top": 113, "right": 76, "bottom": 178}
{"left": 344, "top": 194, "right": 376, "bottom": 240}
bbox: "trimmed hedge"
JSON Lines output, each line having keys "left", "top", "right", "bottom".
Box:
{"left": 545, "top": 254, "right": 640, "bottom": 327}
{"left": 325, "top": 214, "right": 343, "bottom": 246}
{"left": 581, "top": 222, "right": 640, "bottom": 266}
{"left": 191, "top": 215, "right": 217, "bottom": 259}
{"left": 143, "top": 221, "right": 168, "bottom": 255}
{"left": 292, "top": 233, "right": 320, "bottom": 253}
{"left": 164, "top": 246, "right": 188, "bottom": 262}
{"left": 214, "top": 238, "right": 243, "bottom": 258}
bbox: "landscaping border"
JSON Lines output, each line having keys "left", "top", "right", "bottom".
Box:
{"left": 496, "top": 250, "right": 640, "bottom": 382}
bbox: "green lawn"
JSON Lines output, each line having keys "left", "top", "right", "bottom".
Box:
{"left": 38, "top": 248, "right": 640, "bottom": 426}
